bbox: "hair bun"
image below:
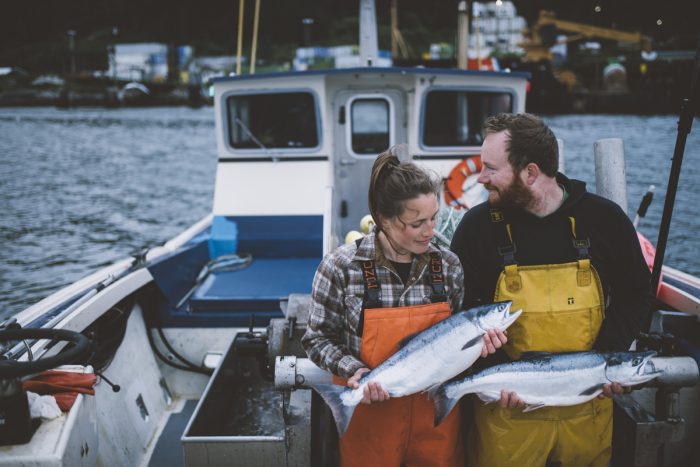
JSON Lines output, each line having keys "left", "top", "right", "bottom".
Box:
{"left": 389, "top": 144, "right": 412, "bottom": 165}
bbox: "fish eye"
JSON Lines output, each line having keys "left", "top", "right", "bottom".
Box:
{"left": 632, "top": 358, "right": 641, "bottom": 365}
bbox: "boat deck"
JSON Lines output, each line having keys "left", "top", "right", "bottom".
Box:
{"left": 148, "top": 400, "right": 198, "bottom": 467}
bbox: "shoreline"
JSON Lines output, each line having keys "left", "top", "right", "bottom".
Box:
{"left": 0, "top": 83, "right": 211, "bottom": 108}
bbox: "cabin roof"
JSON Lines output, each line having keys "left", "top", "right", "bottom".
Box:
{"left": 211, "top": 66, "right": 530, "bottom": 83}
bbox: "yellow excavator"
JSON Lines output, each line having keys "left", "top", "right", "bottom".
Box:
{"left": 521, "top": 10, "right": 653, "bottom": 63}
{"left": 520, "top": 10, "right": 654, "bottom": 93}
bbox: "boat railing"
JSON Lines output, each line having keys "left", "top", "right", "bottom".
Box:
{"left": 323, "top": 185, "right": 339, "bottom": 256}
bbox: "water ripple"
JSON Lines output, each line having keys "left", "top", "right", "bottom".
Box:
{"left": 1, "top": 109, "right": 697, "bottom": 320}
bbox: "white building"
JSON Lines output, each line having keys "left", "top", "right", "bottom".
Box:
{"left": 191, "top": 56, "right": 243, "bottom": 85}
{"left": 108, "top": 43, "right": 169, "bottom": 82}
{"left": 470, "top": 1, "right": 526, "bottom": 57}
{"left": 293, "top": 46, "right": 392, "bottom": 70}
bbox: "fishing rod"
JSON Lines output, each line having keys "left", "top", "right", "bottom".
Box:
{"left": 650, "top": 34, "right": 700, "bottom": 296}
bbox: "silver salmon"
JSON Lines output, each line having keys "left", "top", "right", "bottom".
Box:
{"left": 311, "top": 301, "right": 521, "bottom": 436}
{"left": 432, "top": 350, "right": 661, "bottom": 426}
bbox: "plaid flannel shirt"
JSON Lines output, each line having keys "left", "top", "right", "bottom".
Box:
{"left": 301, "top": 230, "right": 464, "bottom": 378}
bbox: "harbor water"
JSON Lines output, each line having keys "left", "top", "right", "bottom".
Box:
{"left": 1, "top": 108, "right": 699, "bottom": 320}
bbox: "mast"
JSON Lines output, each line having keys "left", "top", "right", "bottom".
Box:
{"left": 235, "top": 0, "right": 245, "bottom": 75}
{"left": 250, "top": 0, "right": 261, "bottom": 74}
{"left": 457, "top": 1, "right": 470, "bottom": 70}
{"left": 359, "top": 0, "right": 379, "bottom": 66}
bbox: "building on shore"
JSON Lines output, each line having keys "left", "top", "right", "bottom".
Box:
{"left": 108, "top": 43, "right": 193, "bottom": 83}
{"left": 191, "top": 56, "right": 242, "bottom": 85}
{"left": 293, "top": 46, "right": 392, "bottom": 70}
{"left": 469, "top": 1, "right": 527, "bottom": 58}
{"left": 108, "top": 43, "right": 168, "bottom": 82}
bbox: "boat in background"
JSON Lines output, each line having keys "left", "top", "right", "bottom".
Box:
{"left": 1, "top": 2, "right": 698, "bottom": 466}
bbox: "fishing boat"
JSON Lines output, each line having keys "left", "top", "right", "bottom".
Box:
{"left": 1, "top": 2, "right": 698, "bottom": 466}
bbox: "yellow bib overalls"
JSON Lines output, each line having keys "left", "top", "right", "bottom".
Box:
{"left": 469, "top": 212, "right": 612, "bottom": 467}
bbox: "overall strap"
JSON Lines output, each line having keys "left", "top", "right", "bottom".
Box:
{"left": 355, "top": 237, "right": 381, "bottom": 336}
{"left": 355, "top": 237, "right": 382, "bottom": 308}
{"left": 490, "top": 209, "right": 521, "bottom": 291}
{"left": 490, "top": 209, "right": 517, "bottom": 266}
{"left": 569, "top": 216, "right": 591, "bottom": 259}
{"left": 360, "top": 259, "right": 382, "bottom": 309}
{"left": 569, "top": 216, "right": 593, "bottom": 286}
{"left": 489, "top": 209, "right": 523, "bottom": 292}
{"left": 428, "top": 251, "right": 448, "bottom": 303}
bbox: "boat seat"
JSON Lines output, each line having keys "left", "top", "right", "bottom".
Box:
{"left": 212, "top": 215, "right": 323, "bottom": 259}
{"left": 188, "top": 257, "right": 319, "bottom": 312}
{"left": 151, "top": 215, "right": 323, "bottom": 326}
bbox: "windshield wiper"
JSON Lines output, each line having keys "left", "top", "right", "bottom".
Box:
{"left": 234, "top": 118, "right": 268, "bottom": 152}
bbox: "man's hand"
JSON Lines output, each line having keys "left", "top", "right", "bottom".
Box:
{"left": 481, "top": 329, "right": 508, "bottom": 358}
{"left": 347, "top": 367, "right": 390, "bottom": 404}
{"left": 598, "top": 382, "right": 631, "bottom": 398}
{"left": 499, "top": 390, "right": 525, "bottom": 409}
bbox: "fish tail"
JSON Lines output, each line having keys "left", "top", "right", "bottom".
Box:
{"left": 431, "top": 384, "right": 461, "bottom": 427}
{"left": 311, "top": 384, "right": 358, "bottom": 437}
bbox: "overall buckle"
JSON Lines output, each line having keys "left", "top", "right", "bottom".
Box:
{"left": 572, "top": 238, "right": 590, "bottom": 259}
{"left": 498, "top": 243, "right": 517, "bottom": 266}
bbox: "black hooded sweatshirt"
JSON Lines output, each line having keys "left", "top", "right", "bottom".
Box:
{"left": 450, "top": 173, "right": 651, "bottom": 353}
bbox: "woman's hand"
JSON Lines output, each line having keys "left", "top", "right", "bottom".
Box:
{"left": 480, "top": 329, "right": 508, "bottom": 358}
{"left": 347, "top": 367, "right": 390, "bottom": 404}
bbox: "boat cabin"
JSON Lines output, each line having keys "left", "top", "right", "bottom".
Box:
{"left": 192, "top": 67, "right": 528, "bottom": 326}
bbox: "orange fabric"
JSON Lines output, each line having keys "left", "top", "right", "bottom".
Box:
{"left": 23, "top": 370, "right": 96, "bottom": 412}
{"left": 338, "top": 302, "right": 464, "bottom": 467}
{"left": 637, "top": 231, "right": 662, "bottom": 295}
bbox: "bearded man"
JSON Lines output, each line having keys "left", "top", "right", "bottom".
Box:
{"left": 450, "top": 113, "right": 651, "bottom": 466}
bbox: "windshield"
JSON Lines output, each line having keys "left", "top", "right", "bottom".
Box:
{"left": 226, "top": 92, "right": 319, "bottom": 150}
{"left": 422, "top": 90, "right": 513, "bottom": 147}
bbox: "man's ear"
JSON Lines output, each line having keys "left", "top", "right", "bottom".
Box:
{"left": 523, "top": 163, "right": 540, "bottom": 185}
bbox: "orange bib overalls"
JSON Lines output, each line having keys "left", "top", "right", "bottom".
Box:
{"left": 335, "top": 252, "right": 464, "bottom": 467}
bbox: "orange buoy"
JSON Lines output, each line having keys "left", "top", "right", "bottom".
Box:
{"left": 444, "top": 156, "right": 483, "bottom": 209}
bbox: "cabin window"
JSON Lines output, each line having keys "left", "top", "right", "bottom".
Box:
{"left": 351, "top": 98, "right": 390, "bottom": 155}
{"left": 422, "top": 90, "right": 513, "bottom": 147}
{"left": 226, "top": 92, "right": 319, "bottom": 149}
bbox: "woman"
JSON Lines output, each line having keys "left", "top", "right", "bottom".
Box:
{"left": 302, "top": 145, "right": 506, "bottom": 466}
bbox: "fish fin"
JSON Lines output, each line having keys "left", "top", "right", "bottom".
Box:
{"left": 424, "top": 382, "right": 443, "bottom": 395}
{"left": 432, "top": 384, "right": 461, "bottom": 427}
{"left": 522, "top": 402, "right": 546, "bottom": 413}
{"left": 520, "top": 351, "right": 553, "bottom": 360}
{"left": 579, "top": 385, "right": 601, "bottom": 396}
{"left": 397, "top": 332, "right": 421, "bottom": 349}
{"left": 311, "top": 384, "right": 357, "bottom": 437}
{"left": 461, "top": 334, "right": 483, "bottom": 350}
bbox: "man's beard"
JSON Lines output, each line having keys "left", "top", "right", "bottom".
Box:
{"left": 485, "top": 175, "right": 535, "bottom": 210}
